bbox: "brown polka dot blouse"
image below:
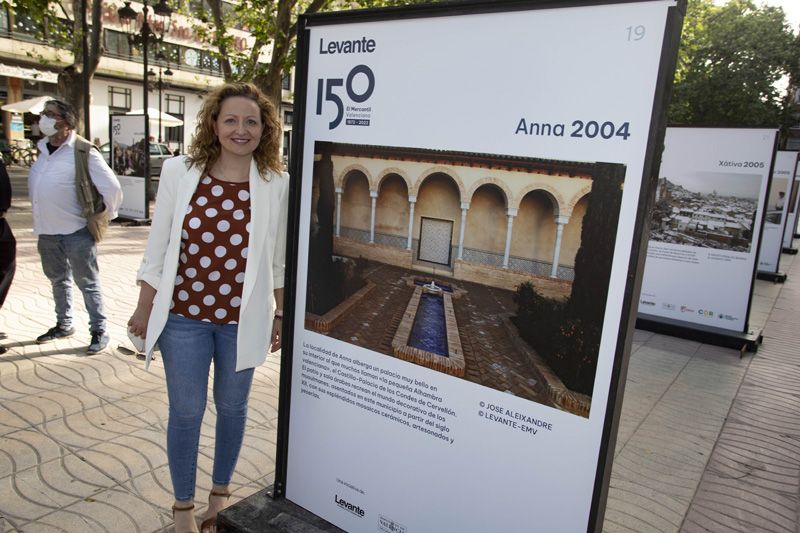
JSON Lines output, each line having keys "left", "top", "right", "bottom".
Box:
{"left": 171, "top": 175, "right": 251, "bottom": 324}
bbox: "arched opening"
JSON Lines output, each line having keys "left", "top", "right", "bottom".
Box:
{"left": 464, "top": 184, "right": 507, "bottom": 263}
{"left": 340, "top": 170, "right": 371, "bottom": 239}
{"left": 375, "top": 173, "right": 410, "bottom": 247}
{"left": 415, "top": 173, "right": 461, "bottom": 266}
{"left": 514, "top": 190, "right": 558, "bottom": 272}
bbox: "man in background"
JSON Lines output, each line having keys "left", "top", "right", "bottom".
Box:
{"left": 28, "top": 99, "right": 122, "bottom": 354}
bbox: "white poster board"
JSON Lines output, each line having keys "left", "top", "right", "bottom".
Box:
{"left": 782, "top": 154, "right": 800, "bottom": 250}
{"left": 110, "top": 114, "right": 147, "bottom": 219}
{"left": 281, "top": 1, "right": 683, "bottom": 531}
{"left": 639, "top": 127, "right": 776, "bottom": 334}
{"left": 757, "top": 150, "right": 797, "bottom": 274}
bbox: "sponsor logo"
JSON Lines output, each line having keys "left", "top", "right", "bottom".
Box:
{"left": 662, "top": 303, "right": 675, "bottom": 311}
{"left": 680, "top": 305, "right": 695, "bottom": 313}
{"left": 698, "top": 309, "right": 714, "bottom": 317}
{"left": 719, "top": 313, "right": 737, "bottom": 321}
{"left": 335, "top": 494, "right": 365, "bottom": 517}
{"left": 379, "top": 515, "right": 407, "bottom": 533}
{"left": 640, "top": 299, "right": 655, "bottom": 306}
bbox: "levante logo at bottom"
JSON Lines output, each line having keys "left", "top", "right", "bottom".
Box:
{"left": 335, "top": 494, "right": 365, "bottom": 517}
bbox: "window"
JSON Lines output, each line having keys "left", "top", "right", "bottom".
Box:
{"left": 282, "top": 73, "right": 291, "bottom": 91}
{"left": 165, "top": 94, "right": 185, "bottom": 153}
{"left": 284, "top": 111, "right": 293, "bottom": 125}
{"left": 109, "top": 87, "right": 132, "bottom": 112}
{"left": 104, "top": 29, "right": 132, "bottom": 58}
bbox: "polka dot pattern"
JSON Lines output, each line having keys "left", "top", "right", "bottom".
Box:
{"left": 172, "top": 174, "right": 251, "bottom": 324}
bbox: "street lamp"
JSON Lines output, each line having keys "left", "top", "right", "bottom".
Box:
{"left": 148, "top": 65, "right": 173, "bottom": 143}
{"left": 117, "top": 0, "right": 173, "bottom": 218}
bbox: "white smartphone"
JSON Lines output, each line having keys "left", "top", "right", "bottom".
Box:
{"left": 127, "top": 329, "right": 145, "bottom": 353}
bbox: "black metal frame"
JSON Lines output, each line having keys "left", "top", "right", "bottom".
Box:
{"left": 274, "top": 2, "right": 687, "bottom": 532}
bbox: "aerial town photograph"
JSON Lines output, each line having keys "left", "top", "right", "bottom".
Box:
{"left": 649, "top": 171, "right": 761, "bottom": 253}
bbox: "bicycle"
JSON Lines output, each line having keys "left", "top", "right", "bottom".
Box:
{"left": 9, "top": 139, "right": 35, "bottom": 167}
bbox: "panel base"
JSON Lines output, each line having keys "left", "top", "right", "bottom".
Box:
{"left": 217, "top": 486, "right": 344, "bottom": 533}
{"left": 756, "top": 271, "right": 787, "bottom": 283}
{"left": 782, "top": 247, "right": 798, "bottom": 255}
{"left": 636, "top": 314, "right": 762, "bottom": 354}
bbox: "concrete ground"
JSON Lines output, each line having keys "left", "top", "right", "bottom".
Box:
{"left": 1, "top": 164, "right": 799, "bottom": 532}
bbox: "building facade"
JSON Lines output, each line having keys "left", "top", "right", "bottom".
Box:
{"left": 0, "top": 1, "right": 293, "bottom": 162}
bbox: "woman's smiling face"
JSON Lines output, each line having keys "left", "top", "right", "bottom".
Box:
{"left": 214, "top": 96, "right": 264, "bottom": 158}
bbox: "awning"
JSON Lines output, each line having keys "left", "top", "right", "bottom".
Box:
{"left": 0, "top": 63, "right": 58, "bottom": 84}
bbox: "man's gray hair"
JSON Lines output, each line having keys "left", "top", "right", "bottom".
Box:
{"left": 45, "top": 99, "right": 78, "bottom": 129}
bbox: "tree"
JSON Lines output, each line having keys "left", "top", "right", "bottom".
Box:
{"left": 193, "top": 0, "right": 433, "bottom": 108}
{"left": 669, "top": 0, "right": 800, "bottom": 130}
{"left": 6, "top": 0, "right": 103, "bottom": 132}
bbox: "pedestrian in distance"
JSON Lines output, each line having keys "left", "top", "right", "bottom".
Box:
{"left": 28, "top": 99, "right": 123, "bottom": 354}
{"left": 127, "top": 82, "right": 288, "bottom": 532}
{"left": 0, "top": 159, "right": 16, "bottom": 354}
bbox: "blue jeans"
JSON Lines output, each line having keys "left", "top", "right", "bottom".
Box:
{"left": 158, "top": 313, "right": 254, "bottom": 502}
{"left": 37, "top": 227, "right": 106, "bottom": 334}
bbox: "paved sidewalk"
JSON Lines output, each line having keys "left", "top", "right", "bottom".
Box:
{"left": 1, "top": 165, "right": 798, "bottom": 532}
{"left": 0, "top": 168, "right": 279, "bottom": 532}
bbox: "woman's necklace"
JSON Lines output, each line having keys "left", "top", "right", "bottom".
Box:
{"left": 213, "top": 166, "right": 249, "bottom": 183}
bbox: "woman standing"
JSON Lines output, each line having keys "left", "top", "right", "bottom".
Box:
{"left": 128, "top": 82, "right": 288, "bottom": 532}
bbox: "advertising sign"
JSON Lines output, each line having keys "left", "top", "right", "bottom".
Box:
{"left": 639, "top": 127, "right": 777, "bottom": 336}
{"left": 757, "top": 150, "right": 797, "bottom": 276}
{"left": 782, "top": 154, "right": 800, "bottom": 251}
{"left": 279, "top": 1, "right": 684, "bottom": 531}
{"left": 110, "top": 114, "right": 147, "bottom": 219}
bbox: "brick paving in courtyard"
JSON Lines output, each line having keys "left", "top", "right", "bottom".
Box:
{"left": 323, "top": 261, "right": 552, "bottom": 407}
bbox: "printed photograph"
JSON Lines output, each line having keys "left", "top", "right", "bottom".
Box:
{"left": 650, "top": 171, "right": 761, "bottom": 252}
{"left": 304, "top": 141, "right": 628, "bottom": 418}
{"left": 765, "top": 175, "right": 790, "bottom": 225}
{"left": 111, "top": 139, "right": 147, "bottom": 177}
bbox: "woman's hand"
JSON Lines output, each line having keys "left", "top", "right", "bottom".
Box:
{"left": 127, "top": 304, "right": 151, "bottom": 339}
{"left": 270, "top": 317, "right": 282, "bottom": 352}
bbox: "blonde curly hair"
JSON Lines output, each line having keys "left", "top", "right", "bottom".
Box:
{"left": 187, "top": 82, "right": 282, "bottom": 177}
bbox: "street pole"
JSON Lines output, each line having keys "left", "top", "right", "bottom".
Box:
{"left": 158, "top": 69, "right": 163, "bottom": 143}
{"left": 81, "top": 0, "right": 90, "bottom": 139}
{"left": 141, "top": 2, "right": 151, "bottom": 219}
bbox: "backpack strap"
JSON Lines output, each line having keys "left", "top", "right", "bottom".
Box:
{"left": 74, "top": 134, "right": 104, "bottom": 217}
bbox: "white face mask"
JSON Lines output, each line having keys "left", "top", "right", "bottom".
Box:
{"left": 39, "top": 115, "right": 59, "bottom": 137}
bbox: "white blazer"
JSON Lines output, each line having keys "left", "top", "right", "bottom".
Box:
{"left": 137, "top": 156, "right": 289, "bottom": 371}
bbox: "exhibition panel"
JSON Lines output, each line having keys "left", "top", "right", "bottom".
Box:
{"left": 757, "top": 150, "right": 798, "bottom": 279}
{"left": 277, "top": 1, "right": 684, "bottom": 531}
{"left": 639, "top": 127, "right": 778, "bottom": 347}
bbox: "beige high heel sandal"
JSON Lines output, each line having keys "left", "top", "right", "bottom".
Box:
{"left": 199, "top": 490, "right": 231, "bottom": 532}
{"left": 172, "top": 503, "right": 199, "bottom": 533}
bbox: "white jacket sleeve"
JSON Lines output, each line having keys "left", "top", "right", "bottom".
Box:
{"left": 136, "top": 157, "right": 184, "bottom": 288}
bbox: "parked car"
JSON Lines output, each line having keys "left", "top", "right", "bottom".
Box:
{"left": 100, "top": 141, "right": 173, "bottom": 177}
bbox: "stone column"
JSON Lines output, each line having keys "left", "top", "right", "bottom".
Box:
{"left": 550, "top": 215, "right": 570, "bottom": 278}
{"left": 369, "top": 190, "right": 378, "bottom": 244}
{"left": 502, "top": 208, "right": 518, "bottom": 269}
{"left": 407, "top": 196, "right": 416, "bottom": 250}
{"left": 334, "top": 187, "right": 343, "bottom": 238}
{"left": 457, "top": 202, "right": 469, "bottom": 260}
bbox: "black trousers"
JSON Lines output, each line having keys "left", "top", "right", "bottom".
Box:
{"left": 0, "top": 218, "right": 15, "bottom": 309}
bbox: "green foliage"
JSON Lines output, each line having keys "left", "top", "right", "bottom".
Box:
{"left": 670, "top": 0, "right": 800, "bottom": 128}
{"left": 191, "top": 0, "right": 437, "bottom": 103}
